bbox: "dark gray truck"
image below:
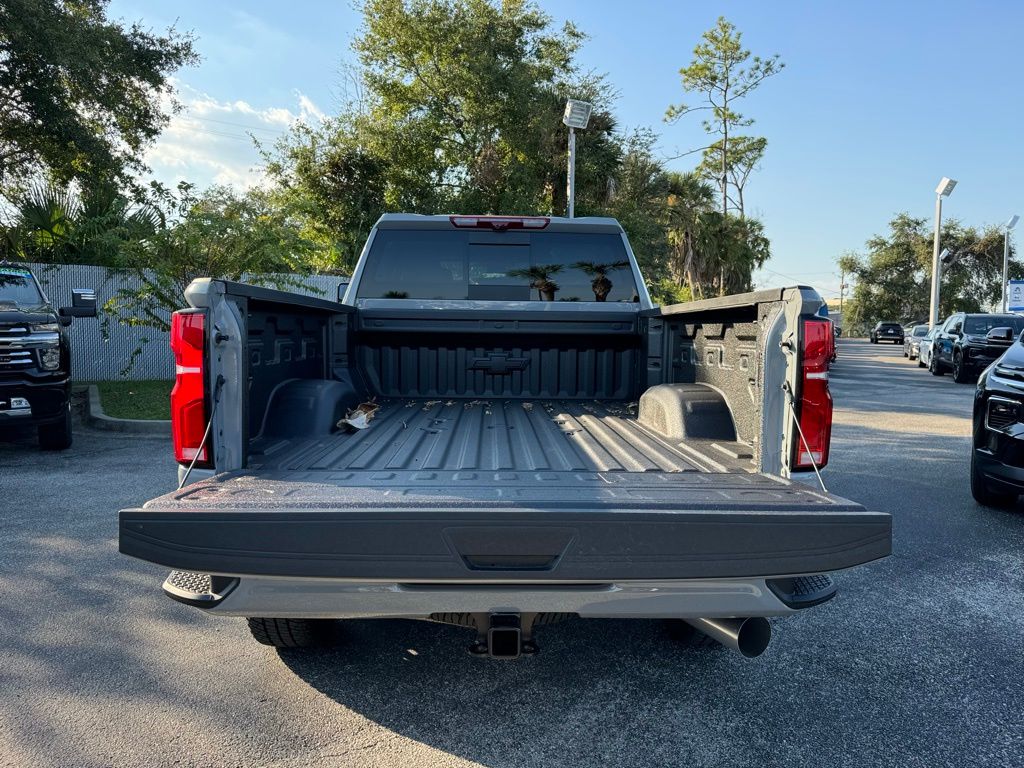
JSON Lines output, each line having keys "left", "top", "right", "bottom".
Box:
{"left": 119, "top": 214, "right": 890, "bottom": 659}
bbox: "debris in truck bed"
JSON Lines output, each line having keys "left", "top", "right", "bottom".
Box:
{"left": 337, "top": 400, "right": 380, "bottom": 431}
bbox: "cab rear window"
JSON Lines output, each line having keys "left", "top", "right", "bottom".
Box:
{"left": 357, "top": 230, "right": 639, "bottom": 302}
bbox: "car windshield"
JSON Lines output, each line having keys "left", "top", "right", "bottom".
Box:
{"left": 964, "top": 316, "right": 1024, "bottom": 335}
{"left": 0, "top": 268, "right": 43, "bottom": 305}
{"left": 357, "top": 229, "right": 639, "bottom": 302}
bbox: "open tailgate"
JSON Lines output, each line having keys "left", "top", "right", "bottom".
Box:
{"left": 120, "top": 470, "right": 891, "bottom": 581}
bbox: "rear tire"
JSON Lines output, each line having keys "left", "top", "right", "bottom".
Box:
{"left": 918, "top": 358, "right": 925, "bottom": 368}
{"left": 247, "top": 617, "right": 335, "bottom": 648}
{"left": 930, "top": 352, "right": 944, "bottom": 376}
{"left": 38, "top": 407, "right": 72, "bottom": 451}
{"left": 971, "top": 452, "right": 1017, "bottom": 508}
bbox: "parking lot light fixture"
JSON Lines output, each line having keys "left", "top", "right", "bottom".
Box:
{"left": 562, "top": 99, "right": 593, "bottom": 219}
{"left": 1002, "top": 214, "right": 1020, "bottom": 313}
{"left": 928, "top": 177, "right": 958, "bottom": 328}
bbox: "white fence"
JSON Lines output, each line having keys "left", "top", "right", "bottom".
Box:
{"left": 27, "top": 263, "right": 349, "bottom": 381}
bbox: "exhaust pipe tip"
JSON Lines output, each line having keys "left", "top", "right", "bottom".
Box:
{"left": 733, "top": 616, "right": 772, "bottom": 658}
{"left": 683, "top": 616, "right": 772, "bottom": 658}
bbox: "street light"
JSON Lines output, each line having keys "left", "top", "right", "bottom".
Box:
{"left": 1002, "top": 214, "right": 1020, "bottom": 313}
{"left": 562, "top": 99, "right": 593, "bottom": 218}
{"left": 928, "top": 177, "right": 957, "bottom": 328}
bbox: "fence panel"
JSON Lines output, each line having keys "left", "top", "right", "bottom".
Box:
{"left": 26, "top": 263, "right": 348, "bottom": 381}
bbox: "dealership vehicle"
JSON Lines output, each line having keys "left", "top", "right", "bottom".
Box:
{"left": 971, "top": 327, "right": 1024, "bottom": 506}
{"left": 870, "top": 322, "right": 904, "bottom": 344}
{"left": 917, "top": 327, "right": 939, "bottom": 368}
{"left": 0, "top": 265, "right": 96, "bottom": 449}
{"left": 930, "top": 313, "right": 1024, "bottom": 382}
{"left": 119, "top": 214, "right": 891, "bottom": 660}
{"left": 903, "top": 324, "right": 929, "bottom": 360}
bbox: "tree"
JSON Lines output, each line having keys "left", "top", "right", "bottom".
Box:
{"left": 105, "top": 183, "right": 322, "bottom": 332}
{"left": 0, "top": 0, "right": 197, "bottom": 197}
{"left": 839, "top": 213, "right": 1021, "bottom": 331}
{"left": 696, "top": 135, "right": 767, "bottom": 218}
{"left": 665, "top": 17, "right": 783, "bottom": 218}
{"left": 1, "top": 182, "right": 160, "bottom": 265}
{"left": 574, "top": 259, "right": 629, "bottom": 301}
{"left": 261, "top": 119, "right": 387, "bottom": 273}
{"left": 507, "top": 263, "right": 562, "bottom": 301}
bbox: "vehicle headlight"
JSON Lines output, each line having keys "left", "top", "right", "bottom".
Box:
{"left": 31, "top": 323, "right": 59, "bottom": 334}
{"left": 39, "top": 347, "right": 61, "bottom": 371}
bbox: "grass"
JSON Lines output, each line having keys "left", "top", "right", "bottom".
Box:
{"left": 88, "top": 380, "right": 172, "bottom": 421}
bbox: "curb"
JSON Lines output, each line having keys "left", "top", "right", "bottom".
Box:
{"left": 85, "top": 384, "right": 171, "bottom": 436}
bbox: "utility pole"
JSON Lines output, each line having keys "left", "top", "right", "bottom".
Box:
{"left": 839, "top": 269, "right": 846, "bottom": 315}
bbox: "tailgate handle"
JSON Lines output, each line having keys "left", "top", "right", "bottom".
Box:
{"left": 445, "top": 526, "right": 574, "bottom": 571}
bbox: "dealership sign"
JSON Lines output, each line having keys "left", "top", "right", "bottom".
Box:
{"left": 1009, "top": 280, "right": 1024, "bottom": 312}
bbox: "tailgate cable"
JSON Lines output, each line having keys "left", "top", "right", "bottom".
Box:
{"left": 782, "top": 381, "right": 828, "bottom": 494}
{"left": 178, "top": 374, "right": 225, "bottom": 490}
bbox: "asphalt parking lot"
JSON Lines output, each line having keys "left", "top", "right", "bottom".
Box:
{"left": 2, "top": 338, "right": 1023, "bottom": 768}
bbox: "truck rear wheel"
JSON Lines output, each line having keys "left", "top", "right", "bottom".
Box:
{"left": 246, "top": 617, "right": 335, "bottom": 648}
{"left": 38, "top": 407, "right": 72, "bottom": 451}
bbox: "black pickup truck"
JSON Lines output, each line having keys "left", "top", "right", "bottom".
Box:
{"left": 119, "top": 214, "right": 891, "bottom": 659}
{"left": 0, "top": 265, "right": 96, "bottom": 449}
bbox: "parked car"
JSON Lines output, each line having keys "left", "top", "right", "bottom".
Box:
{"left": 903, "top": 324, "right": 930, "bottom": 359}
{"left": 971, "top": 333, "right": 1024, "bottom": 506}
{"left": 917, "top": 327, "right": 939, "bottom": 368}
{"left": 870, "top": 321, "right": 904, "bottom": 344}
{"left": 0, "top": 264, "right": 96, "bottom": 449}
{"left": 929, "top": 312, "right": 1024, "bottom": 382}
{"left": 118, "top": 214, "right": 891, "bottom": 660}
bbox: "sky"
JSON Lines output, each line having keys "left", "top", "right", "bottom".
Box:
{"left": 108, "top": 0, "right": 1024, "bottom": 298}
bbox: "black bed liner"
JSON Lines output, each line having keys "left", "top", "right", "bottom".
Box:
{"left": 253, "top": 398, "right": 717, "bottom": 474}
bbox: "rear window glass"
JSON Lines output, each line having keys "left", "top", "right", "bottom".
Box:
{"left": 357, "top": 230, "right": 639, "bottom": 302}
{"left": 878, "top": 323, "right": 902, "bottom": 329}
{"left": 912, "top": 325, "right": 929, "bottom": 336}
{"left": 965, "top": 316, "right": 1024, "bottom": 334}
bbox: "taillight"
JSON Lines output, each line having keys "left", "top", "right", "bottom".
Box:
{"left": 170, "top": 310, "right": 211, "bottom": 468}
{"left": 449, "top": 215, "right": 550, "bottom": 230}
{"left": 793, "top": 317, "right": 833, "bottom": 471}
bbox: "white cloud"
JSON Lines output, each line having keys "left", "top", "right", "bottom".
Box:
{"left": 143, "top": 81, "right": 325, "bottom": 191}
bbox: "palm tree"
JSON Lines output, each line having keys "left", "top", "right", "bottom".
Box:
{"left": 7, "top": 183, "right": 160, "bottom": 266}
{"left": 665, "top": 171, "right": 716, "bottom": 299}
{"left": 573, "top": 259, "right": 630, "bottom": 301}
{"left": 507, "top": 263, "right": 563, "bottom": 301}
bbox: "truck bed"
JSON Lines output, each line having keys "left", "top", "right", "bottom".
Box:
{"left": 120, "top": 398, "right": 891, "bottom": 582}
{"left": 250, "top": 398, "right": 726, "bottom": 474}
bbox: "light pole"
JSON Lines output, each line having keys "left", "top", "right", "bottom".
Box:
{"left": 928, "top": 177, "right": 957, "bottom": 328}
{"left": 1002, "top": 214, "right": 1019, "bottom": 313}
{"left": 562, "top": 99, "right": 593, "bottom": 218}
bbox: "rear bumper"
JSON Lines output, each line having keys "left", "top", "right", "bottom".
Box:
{"left": 197, "top": 575, "right": 806, "bottom": 619}
{"left": 119, "top": 506, "right": 892, "bottom": 582}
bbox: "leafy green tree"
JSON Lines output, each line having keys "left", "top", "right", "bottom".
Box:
{"left": 1, "top": 183, "right": 160, "bottom": 265}
{"left": 665, "top": 17, "right": 783, "bottom": 218}
{"left": 0, "top": 0, "right": 198, "bottom": 196}
{"left": 261, "top": 120, "right": 386, "bottom": 273}
{"left": 839, "top": 213, "right": 1021, "bottom": 330}
{"left": 105, "top": 183, "right": 323, "bottom": 332}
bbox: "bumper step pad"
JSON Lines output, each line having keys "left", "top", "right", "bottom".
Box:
{"left": 162, "top": 570, "right": 238, "bottom": 608}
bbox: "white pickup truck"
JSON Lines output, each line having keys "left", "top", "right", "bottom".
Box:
{"left": 120, "top": 214, "right": 890, "bottom": 659}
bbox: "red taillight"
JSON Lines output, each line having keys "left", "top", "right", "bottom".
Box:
{"left": 170, "top": 310, "right": 210, "bottom": 467}
{"left": 793, "top": 317, "right": 833, "bottom": 471}
{"left": 449, "top": 215, "right": 550, "bottom": 230}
